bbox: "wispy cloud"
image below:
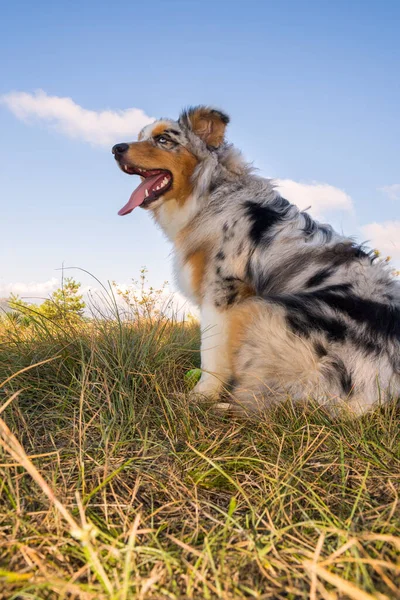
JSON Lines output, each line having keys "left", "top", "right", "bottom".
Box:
{"left": 380, "top": 184, "right": 400, "bottom": 201}
{"left": 0, "top": 90, "right": 154, "bottom": 146}
{"left": 361, "top": 221, "right": 400, "bottom": 262}
{"left": 276, "top": 179, "right": 354, "bottom": 219}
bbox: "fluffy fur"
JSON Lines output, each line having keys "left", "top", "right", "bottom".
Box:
{"left": 113, "top": 105, "right": 400, "bottom": 415}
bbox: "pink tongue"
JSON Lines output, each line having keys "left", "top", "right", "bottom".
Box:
{"left": 118, "top": 174, "right": 165, "bottom": 216}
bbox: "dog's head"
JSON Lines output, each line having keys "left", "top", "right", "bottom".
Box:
{"left": 112, "top": 106, "right": 230, "bottom": 215}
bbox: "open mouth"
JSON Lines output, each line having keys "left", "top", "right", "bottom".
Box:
{"left": 117, "top": 164, "right": 172, "bottom": 216}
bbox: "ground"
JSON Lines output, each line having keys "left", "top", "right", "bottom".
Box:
{"left": 0, "top": 311, "right": 399, "bottom": 599}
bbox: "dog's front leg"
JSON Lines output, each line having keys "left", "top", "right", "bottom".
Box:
{"left": 190, "top": 303, "right": 232, "bottom": 401}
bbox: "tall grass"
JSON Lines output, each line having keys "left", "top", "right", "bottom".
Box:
{"left": 0, "top": 303, "right": 399, "bottom": 599}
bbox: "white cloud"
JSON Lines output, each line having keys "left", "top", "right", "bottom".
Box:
{"left": 361, "top": 221, "right": 400, "bottom": 262}
{"left": 380, "top": 184, "right": 400, "bottom": 201}
{"left": 0, "top": 90, "right": 154, "bottom": 146}
{"left": 276, "top": 179, "right": 354, "bottom": 219}
{"left": 0, "top": 278, "right": 59, "bottom": 298}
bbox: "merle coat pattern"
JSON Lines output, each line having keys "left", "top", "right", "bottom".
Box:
{"left": 113, "top": 106, "right": 400, "bottom": 415}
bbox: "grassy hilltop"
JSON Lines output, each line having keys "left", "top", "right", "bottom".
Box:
{"left": 0, "top": 281, "right": 399, "bottom": 599}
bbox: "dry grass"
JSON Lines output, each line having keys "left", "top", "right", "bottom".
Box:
{"left": 0, "top": 311, "right": 399, "bottom": 599}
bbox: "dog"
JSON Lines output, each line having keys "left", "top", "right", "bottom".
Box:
{"left": 112, "top": 105, "right": 400, "bottom": 415}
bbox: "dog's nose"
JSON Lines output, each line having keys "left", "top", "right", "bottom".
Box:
{"left": 112, "top": 143, "right": 129, "bottom": 155}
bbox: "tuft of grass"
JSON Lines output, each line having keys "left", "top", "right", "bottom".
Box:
{"left": 0, "top": 309, "right": 399, "bottom": 599}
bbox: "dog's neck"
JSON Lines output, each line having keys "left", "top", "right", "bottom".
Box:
{"left": 152, "top": 194, "right": 200, "bottom": 243}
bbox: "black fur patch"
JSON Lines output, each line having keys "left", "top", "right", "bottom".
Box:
{"left": 227, "top": 291, "right": 238, "bottom": 305}
{"left": 226, "top": 376, "right": 239, "bottom": 391}
{"left": 328, "top": 357, "right": 354, "bottom": 396}
{"left": 272, "top": 295, "right": 348, "bottom": 342}
{"left": 306, "top": 268, "right": 334, "bottom": 288}
{"left": 318, "top": 283, "right": 352, "bottom": 294}
{"left": 209, "top": 180, "right": 219, "bottom": 193}
{"left": 166, "top": 128, "right": 181, "bottom": 136}
{"left": 314, "top": 342, "right": 328, "bottom": 357}
{"left": 216, "top": 250, "right": 225, "bottom": 261}
{"left": 244, "top": 198, "right": 291, "bottom": 245}
{"left": 222, "top": 221, "right": 236, "bottom": 241}
{"left": 313, "top": 288, "right": 400, "bottom": 339}
{"left": 288, "top": 312, "right": 347, "bottom": 342}
{"left": 340, "top": 367, "right": 354, "bottom": 396}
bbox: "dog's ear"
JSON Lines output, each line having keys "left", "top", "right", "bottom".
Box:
{"left": 179, "top": 106, "right": 230, "bottom": 148}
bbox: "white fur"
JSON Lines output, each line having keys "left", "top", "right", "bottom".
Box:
{"left": 156, "top": 195, "right": 198, "bottom": 242}
{"left": 139, "top": 123, "right": 155, "bottom": 140}
{"left": 190, "top": 304, "right": 231, "bottom": 398}
{"left": 174, "top": 257, "right": 197, "bottom": 304}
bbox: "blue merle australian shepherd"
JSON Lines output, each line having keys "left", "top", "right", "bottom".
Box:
{"left": 112, "top": 106, "right": 400, "bottom": 415}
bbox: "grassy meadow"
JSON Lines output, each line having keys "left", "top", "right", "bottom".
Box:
{"left": 0, "top": 288, "right": 399, "bottom": 599}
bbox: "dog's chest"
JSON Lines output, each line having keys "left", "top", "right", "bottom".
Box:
{"left": 173, "top": 243, "right": 252, "bottom": 309}
{"left": 172, "top": 211, "right": 251, "bottom": 307}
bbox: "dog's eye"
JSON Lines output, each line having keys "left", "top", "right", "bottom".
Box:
{"left": 157, "top": 136, "right": 168, "bottom": 144}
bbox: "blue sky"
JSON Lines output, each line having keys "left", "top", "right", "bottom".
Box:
{"left": 1, "top": 0, "right": 399, "bottom": 300}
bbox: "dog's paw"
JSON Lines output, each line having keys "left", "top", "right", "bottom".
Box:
{"left": 211, "top": 401, "right": 255, "bottom": 418}
{"left": 211, "top": 402, "right": 240, "bottom": 415}
{"left": 187, "top": 378, "right": 220, "bottom": 402}
{"left": 187, "top": 389, "right": 217, "bottom": 404}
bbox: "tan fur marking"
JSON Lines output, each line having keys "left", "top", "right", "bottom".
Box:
{"left": 190, "top": 108, "right": 227, "bottom": 148}
{"left": 236, "top": 282, "right": 256, "bottom": 302}
{"left": 151, "top": 123, "right": 169, "bottom": 137}
{"left": 175, "top": 221, "right": 194, "bottom": 248}
{"left": 227, "top": 302, "right": 259, "bottom": 373}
